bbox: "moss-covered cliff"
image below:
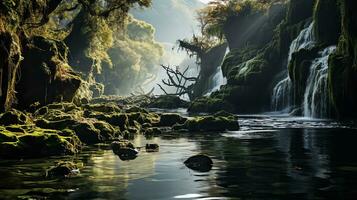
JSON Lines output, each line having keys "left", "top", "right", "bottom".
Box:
{"left": 328, "top": 0, "right": 357, "bottom": 118}
{"left": 189, "top": 0, "right": 315, "bottom": 114}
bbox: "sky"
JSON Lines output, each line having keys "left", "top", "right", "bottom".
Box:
{"left": 198, "top": 0, "right": 211, "bottom": 3}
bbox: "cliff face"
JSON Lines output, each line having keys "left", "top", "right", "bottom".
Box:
{"left": 189, "top": 0, "right": 357, "bottom": 119}
{"left": 189, "top": 0, "right": 314, "bottom": 114}
{"left": 288, "top": 0, "right": 357, "bottom": 118}
{"left": 328, "top": 0, "right": 357, "bottom": 118}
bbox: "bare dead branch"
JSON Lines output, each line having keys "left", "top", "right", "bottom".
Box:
{"left": 157, "top": 65, "right": 198, "bottom": 98}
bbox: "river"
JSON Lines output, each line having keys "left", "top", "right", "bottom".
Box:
{"left": 1, "top": 114, "right": 357, "bottom": 200}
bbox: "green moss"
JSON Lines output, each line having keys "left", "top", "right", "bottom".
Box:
{"left": 146, "top": 95, "right": 189, "bottom": 109}
{"left": 188, "top": 96, "right": 235, "bottom": 114}
{"left": 158, "top": 113, "right": 187, "bottom": 127}
{"left": 221, "top": 47, "right": 258, "bottom": 76}
{"left": 176, "top": 113, "right": 239, "bottom": 132}
{"left": 227, "top": 56, "right": 268, "bottom": 85}
{"left": 87, "top": 112, "right": 128, "bottom": 130}
{"left": 46, "top": 161, "right": 81, "bottom": 178}
{"left": 93, "top": 121, "right": 120, "bottom": 140}
{"left": 0, "top": 127, "right": 17, "bottom": 143}
{"left": 144, "top": 127, "right": 162, "bottom": 137}
{"left": 83, "top": 103, "right": 121, "bottom": 113}
{"left": 0, "top": 127, "right": 81, "bottom": 159}
{"left": 0, "top": 109, "right": 31, "bottom": 126}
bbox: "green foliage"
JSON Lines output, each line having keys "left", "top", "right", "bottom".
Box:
{"left": 100, "top": 16, "right": 163, "bottom": 95}
{"left": 198, "top": 0, "right": 278, "bottom": 38}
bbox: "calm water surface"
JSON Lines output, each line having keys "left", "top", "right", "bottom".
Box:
{"left": 1, "top": 115, "right": 357, "bottom": 200}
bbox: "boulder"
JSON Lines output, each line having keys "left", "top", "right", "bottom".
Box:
{"left": 0, "top": 128, "right": 81, "bottom": 159}
{"left": 0, "top": 109, "right": 30, "bottom": 126}
{"left": 184, "top": 154, "right": 213, "bottom": 172}
{"left": 144, "top": 127, "right": 162, "bottom": 137}
{"left": 145, "top": 143, "right": 159, "bottom": 152}
{"left": 111, "top": 141, "right": 138, "bottom": 161}
{"left": 46, "top": 161, "right": 81, "bottom": 178}
{"left": 158, "top": 113, "right": 187, "bottom": 127}
{"left": 174, "top": 113, "right": 239, "bottom": 132}
{"left": 83, "top": 103, "right": 121, "bottom": 113}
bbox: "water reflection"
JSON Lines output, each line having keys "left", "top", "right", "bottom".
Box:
{"left": 0, "top": 117, "right": 357, "bottom": 199}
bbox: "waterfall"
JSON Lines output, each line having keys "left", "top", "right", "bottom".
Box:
{"left": 303, "top": 46, "right": 336, "bottom": 118}
{"left": 205, "top": 49, "right": 229, "bottom": 96}
{"left": 272, "top": 77, "right": 292, "bottom": 111}
{"left": 205, "top": 66, "right": 227, "bottom": 96}
{"left": 272, "top": 22, "right": 316, "bottom": 111}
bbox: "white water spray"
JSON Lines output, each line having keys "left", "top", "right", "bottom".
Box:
{"left": 303, "top": 46, "right": 336, "bottom": 118}
{"left": 272, "top": 22, "right": 316, "bottom": 111}
{"left": 205, "top": 49, "right": 229, "bottom": 96}
{"left": 205, "top": 66, "right": 227, "bottom": 96}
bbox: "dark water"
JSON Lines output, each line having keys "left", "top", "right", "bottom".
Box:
{"left": 1, "top": 115, "right": 357, "bottom": 200}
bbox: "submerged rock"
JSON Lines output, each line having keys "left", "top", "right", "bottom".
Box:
{"left": 111, "top": 141, "right": 138, "bottom": 160}
{"left": 46, "top": 161, "right": 81, "bottom": 178}
{"left": 145, "top": 143, "right": 159, "bottom": 152}
{"left": 111, "top": 140, "right": 135, "bottom": 150}
{"left": 184, "top": 154, "right": 213, "bottom": 172}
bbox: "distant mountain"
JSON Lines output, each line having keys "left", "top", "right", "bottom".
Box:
{"left": 131, "top": 0, "right": 205, "bottom": 43}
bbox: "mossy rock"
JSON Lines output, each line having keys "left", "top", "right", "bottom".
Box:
{"left": 35, "top": 118, "right": 110, "bottom": 145}
{"left": 0, "top": 109, "right": 31, "bottom": 126}
{"left": 158, "top": 113, "right": 187, "bottom": 127}
{"left": 175, "top": 113, "right": 239, "bottom": 132}
{"left": 35, "top": 103, "right": 81, "bottom": 121}
{"left": 213, "top": 111, "right": 238, "bottom": 119}
{"left": 145, "top": 143, "right": 159, "bottom": 152}
{"left": 72, "top": 121, "right": 102, "bottom": 145}
{"left": 188, "top": 96, "right": 235, "bottom": 114}
{"left": 93, "top": 121, "right": 120, "bottom": 140}
{"left": 126, "top": 112, "right": 160, "bottom": 125}
{"left": 111, "top": 140, "right": 138, "bottom": 160}
{"left": 146, "top": 95, "right": 189, "bottom": 109}
{"left": 227, "top": 56, "right": 268, "bottom": 85}
{"left": 125, "top": 106, "right": 149, "bottom": 114}
{"left": 46, "top": 161, "right": 81, "bottom": 178}
{"left": 87, "top": 112, "right": 128, "bottom": 130}
{"left": 0, "top": 126, "right": 18, "bottom": 143}
{"left": 144, "top": 127, "right": 162, "bottom": 136}
{"left": 83, "top": 103, "right": 121, "bottom": 113}
{"left": 0, "top": 128, "right": 80, "bottom": 159}
{"left": 111, "top": 140, "right": 135, "bottom": 151}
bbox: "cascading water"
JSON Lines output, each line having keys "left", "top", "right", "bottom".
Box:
{"left": 205, "top": 49, "right": 229, "bottom": 96}
{"left": 272, "top": 77, "right": 292, "bottom": 111}
{"left": 272, "top": 22, "right": 316, "bottom": 111}
{"left": 205, "top": 66, "right": 227, "bottom": 96}
{"left": 303, "top": 46, "right": 336, "bottom": 118}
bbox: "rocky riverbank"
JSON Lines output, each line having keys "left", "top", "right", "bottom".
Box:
{"left": 0, "top": 95, "right": 239, "bottom": 159}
